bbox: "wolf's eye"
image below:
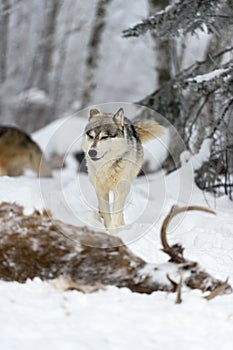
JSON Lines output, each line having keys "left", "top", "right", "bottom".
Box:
{"left": 87, "top": 133, "right": 94, "bottom": 139}
{"left": 101, "top": 135, "right": 108, "bottom": 140}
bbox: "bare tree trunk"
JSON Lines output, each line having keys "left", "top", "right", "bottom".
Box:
{"left": 195, "top": 1, "right": 233, "bottom": 197}
{"left": 28, "top": 0, "right": 60, "bottom": 93}
{"left": 16, "top": 0, "right": 61, "bottom": 132}
{"left": 194, "top": 23, "right": 233, "bottom": 199}
{"left": 53, "top": 2, "right": 74, "bottom": 116}
{"left": 147, "top": 0, "right": 187, "bottom": 172}
{"left": 52, "top": 34, "right": 70, "bottom": 117}
{"left": 226, "top": 107, "right": 233, "bottom": 199}
{"left": 205, "top": 32, "right": 232, "bottom": 120}
{"left": 37, "top": 0, "right": 60, "bottom": 93}
{"left": 81, "top": 0, "right": 112, "bottom": 109}
{"left": 0, "top": 0, "right": 10, "bottom": 84}
{"left": 202, "top": 0, "right": 233, "bottom": 137}
{"left": 148, "top": 0, "right": 171, "bottom": 87}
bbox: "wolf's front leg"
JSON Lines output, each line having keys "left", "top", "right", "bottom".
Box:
{"left": 109, "top": 180, "right": 131, "bottom": 232}
{"left": 96, "top": 190, "right": 111, "bottom": 229}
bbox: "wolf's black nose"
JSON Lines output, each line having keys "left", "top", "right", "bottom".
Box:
{"left": 88, "top": 149, "right": 97, "bottom": 158}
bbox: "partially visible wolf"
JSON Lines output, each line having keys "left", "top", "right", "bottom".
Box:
{"left": 0, "top": 126, "right": 51, "bottom": 177}
{"left": 82, "top": 108, "right": 163, "bottom": 232}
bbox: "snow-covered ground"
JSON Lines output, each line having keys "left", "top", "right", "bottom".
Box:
{"left": 0, "top": 114, "right": 233, "bottom": 350}
{"left": 1, "top": 281, "right": 233, "bottom": 350}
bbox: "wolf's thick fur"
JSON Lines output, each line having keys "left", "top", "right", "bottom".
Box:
{"left": 0, "top": 126, "right": 51, "bottom": 177}
{"left": 82, "top": 108, "right": 163, "bottom": 232}
{"left": 134, "top": 120, "right": 163, "bottom": 142}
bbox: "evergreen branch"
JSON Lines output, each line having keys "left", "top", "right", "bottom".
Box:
{"left": 176, "top": 62, "right": 233, "bottom": 92}
{"left": 139, "top": 60, "right": 233, "bottom": 111}
{"left": 203, "top": 183, "right": 233, "bottom": 189}
{"left": 122, "top": 2, "right": 177, "bottom": 38}
{"left": 176, "top": 46, "right": 233, "bottom": 80}
{"left": 123, "top": 0, "right": 229, "bottom": 39}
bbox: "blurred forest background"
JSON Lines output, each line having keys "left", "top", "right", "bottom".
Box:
{"left": 0, "top": 0, "right": 233, "bottom": 198}
{"left": 0, "top": 0, "right": 156, "bottom": 131}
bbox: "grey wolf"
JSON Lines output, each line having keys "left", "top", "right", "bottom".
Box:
{"left": 0, "top": 126, "right": 51, "bottom": 177}
{"left": 82, "top": 108, "right": 163, "bottom": 232}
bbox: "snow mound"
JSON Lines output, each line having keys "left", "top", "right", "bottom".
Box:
{"left": 16, "top": 88, "right": 52, "bottom": 106}
{"left": 33, "top": 116, "right": 87, "bottom": 156}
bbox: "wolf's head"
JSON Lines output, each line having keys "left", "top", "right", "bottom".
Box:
{"left": 82, "top": 108, "right": 129, "bottom": 162}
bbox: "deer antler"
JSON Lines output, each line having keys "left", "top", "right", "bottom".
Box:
{"left": 203, "top": 278, "right": 229, "bottom": 300}
{"left": 161, "top": 205, "right": 216, "bottom": 263}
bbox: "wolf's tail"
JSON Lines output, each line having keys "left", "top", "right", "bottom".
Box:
{"left": 134, "top": 120, "right": 164, "bottom": 143}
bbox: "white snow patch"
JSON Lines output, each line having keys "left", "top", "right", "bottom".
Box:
{"left": 0, "top": 281, "right": 233, "bottom": 350}
{"left": 180, "top": 138, "right": 212, "bottom": 170}
{"left": 33, "top": 116, "right": 87, "bottom": 155}
{"left": 16, "top": 88, "right": 52, "bottom": 106}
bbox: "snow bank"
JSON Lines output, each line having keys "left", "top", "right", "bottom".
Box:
{"left": 33, "top": 116, "right": 87, "bottom": 155}
{"left": 15, "top": 88, "right": 52, "bottom": 106}
{"left": 0, "top": 280, "right": 232, "bottom": 350}
{"left": 0, "top": 114, "right": 233, "bottom": 350}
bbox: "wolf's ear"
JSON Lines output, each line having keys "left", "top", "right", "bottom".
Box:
{"left": 89, "top": 108, "right": 100, "bottom": 120}
{"left": 113, "top": 108, "right": 124, "bottom": 129}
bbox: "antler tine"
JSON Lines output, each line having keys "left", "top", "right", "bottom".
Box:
{"left": 160, "top": 205, "right": 216, "bottom": 264}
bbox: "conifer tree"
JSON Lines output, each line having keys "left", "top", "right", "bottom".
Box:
{"left": 123, "top": 0, "right": 233, "bottom": 199}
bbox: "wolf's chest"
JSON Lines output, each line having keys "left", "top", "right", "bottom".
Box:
{"left": 88, "top": 159, "right": 128, "bottom": 191}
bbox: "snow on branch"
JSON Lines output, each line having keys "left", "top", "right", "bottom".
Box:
{"left": 177, "top": 62, "right": 233, "bottom": 92}
{"left": 140, "top": 59, "right": 233, "bottom": 114}
{"left": 122, "top": 0, "right": 232, "bottom": 39}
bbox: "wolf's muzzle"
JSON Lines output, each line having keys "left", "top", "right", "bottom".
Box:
{"left": 88, "top": 149, "right": 106, "bottom": 161}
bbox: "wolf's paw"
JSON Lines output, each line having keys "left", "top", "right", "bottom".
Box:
{"left": 108, "top": 227, "right": 119, "bottom": 235}
{"left": 108, "top": 223, "right": 125, "bottom": 234}
{"left": 108, "top": 226, "right": 119, "bottom": 234}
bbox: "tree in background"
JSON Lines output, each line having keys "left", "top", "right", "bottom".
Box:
{"left": 0, "top": 0, "right": 10, "bottom": 115}
{"left": 0, "top": 0, "right": 10, "bottom": 84}
{"left": 81, "top": 0, "right": 112, "bottom": 109}
{"left": 148, "top": 0, "right": 171, "bottom": 87}
{"left": 0, "top": 0, "right": 114, "bottom": 131}
{"left": 18, "top": 0, "right": 62, "bottom": 131}
{"left": 123, "top": 0, "right": 233, "bottom": 199}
